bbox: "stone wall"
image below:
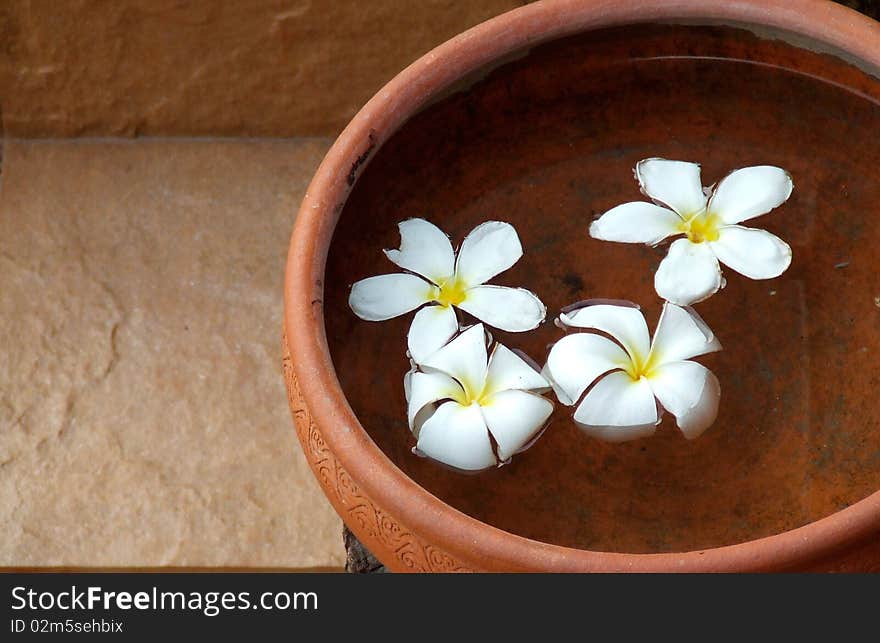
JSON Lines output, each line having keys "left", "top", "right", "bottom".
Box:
{"left": 0, "top": 0, "right": 526, "bottom": 137}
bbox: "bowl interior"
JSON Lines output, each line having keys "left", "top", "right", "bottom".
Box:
{"left": 324, "top": 23, "right": 880, "bottom": 554}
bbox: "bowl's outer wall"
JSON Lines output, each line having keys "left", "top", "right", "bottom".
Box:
{"left": 284, "top": 0, "right": 880, "bottom": 572}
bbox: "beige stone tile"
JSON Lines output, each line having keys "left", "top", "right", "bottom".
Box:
{"left": 0, "top": 0, "right": 526, "bottom": 137}
{"left": 0, "top": 138, "right": 344, "bottom": 568}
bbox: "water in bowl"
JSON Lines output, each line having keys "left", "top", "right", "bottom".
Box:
{"left": 325, "top": 23, "right": 880, "bottom": 553}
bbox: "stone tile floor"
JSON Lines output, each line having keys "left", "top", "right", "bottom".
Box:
{"left": 0, "top": 138, "right": 344, "bottom": 569}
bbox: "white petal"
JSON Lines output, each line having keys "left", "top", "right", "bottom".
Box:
{"left": 416, "top": 401, "right": 497, "bottom": 471}
{"left": 710, "top": 225, "right": 792, "bottom": 280}
{"left": 407, "top": 305, "right": 459, "bottom": 363}
{"left": 484, "top": 343, "right": 549, "bottom": 396}
{"left": 384, "top": 218, "right": 455, "bottom": 284}
{"left": 654, "top": 238, "right": 723, "bottom": 306}
{"left": 589, "top": 201, "right": 683, "bottom": 245}
{"left": 544, "top": 333, "right": 630, "bottom": 406}
{"left": 420, "top": 323, "right": 487, "bottom": 400}
{"left": 649, "top": 302, "right": 721, "bottom": 365}
{"left": 573, "top": 371, "right": 660, "bottom": 442}
{"left": 454, "top": 221, "right": 523, "bottom": 286}
{"left": 481, "top": 389, "right": 553, "bottom": 461}
{"left": 407, "top": 370, "right": 466, "bottom": 431}
{"left": 457, "top": 285, "right": 546, "bottom": 332}
{"left": 403, "top": 367, "right": 413, "bottom": 402}
{"left": 649, "top": 361, "right": 720, "bottom": 439}
{"left": 349, "top": 273, "right": 436, "bottom": 321}
{"left": 708, "top": 166, "right": 793, "bottom": 225}
{"left": 559, "top": 303, "right": 651, "bottom": 363}
{"left": 636, "top": 158, "right": 707, "bottom": 217}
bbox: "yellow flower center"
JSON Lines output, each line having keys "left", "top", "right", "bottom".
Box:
{"left": 679, "top": 212, "right": 721, "bottom": 244}
{"left": 458, "top": 390, "right": 493, "bottom": 407}
{"left": 435, "top": 277, "right": 468, "bottom": 307}
{"left": 473, "top": 380, "right": 495, "bottom": 407}
{"left": 448, "top": 375, "right": 492, "bottom": 408}
{"left": 622, "top": 349, "right": 661, "bottom": 382}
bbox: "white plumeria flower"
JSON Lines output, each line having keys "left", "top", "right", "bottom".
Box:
{"left": 590, "top": 158, "right": 794, "bottom": 306}
{"left": 349, "top": 219, "right": 546, "bottom": 363}
{"left": 543, "top": 301, "right": 721, "bottom": 442}
{"left": 405, "top": 324, "right": 554, "bottom": 471}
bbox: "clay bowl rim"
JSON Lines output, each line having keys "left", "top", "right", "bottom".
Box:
{"left": 285, "top": 0, "right": 880, "bottom": 571}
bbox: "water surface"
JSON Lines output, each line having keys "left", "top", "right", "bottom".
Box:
{"left": 326, "top": 24, "right": 880, "bottom": 553}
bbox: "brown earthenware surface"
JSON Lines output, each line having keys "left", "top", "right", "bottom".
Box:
{"left": 324, "top": 24, "right": 880, "bottom": 554}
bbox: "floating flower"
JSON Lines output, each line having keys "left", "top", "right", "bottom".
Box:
{"left": 405, "top": 323, "right": 553, "bottom": 471}
{"left": 589, "top": 158, "right": 794, "bottom": 305}
{"left": 349, "top": 219, "right": 546, "bottom": 362}
{"left": 543, "top": 301, "right": 721, "bottom": 442}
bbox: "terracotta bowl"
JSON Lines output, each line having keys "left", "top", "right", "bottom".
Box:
{"left": 283, "top": 0, "right": 880, "bottom": 571}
